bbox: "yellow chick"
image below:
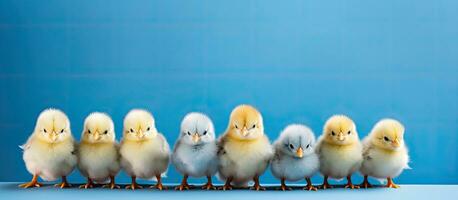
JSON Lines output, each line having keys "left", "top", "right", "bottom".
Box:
{"left": 20, "top": 108, "right": 77, "bottom": 188}
{"left": 360, "top": 119, "right": 409, "bottom": 189}
{"left": 316, "top": 115, "right": 362, "bottom": 189}
{"left": 217, "top": 105, "right": 273, "bottom": 191}
{"left": 77, "top": 112, "right": 120, "bottom": 189}
{"left": 120, "top": 109, "right": 170, "bottom": 190}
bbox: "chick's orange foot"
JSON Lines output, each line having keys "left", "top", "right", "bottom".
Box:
{"left": 175, "top": 183, "right": 191, "bottom": 191}
{"left": 304, "top": 185, "right": 318, "bottom": 191}
{"left": 360, "top": 176, "right": 372, "bottom": 189}
{"left": 19, "top": 181, "right": 42, "bottom": 188}
{"left": 202, "top": 182, "right": 216, "bottom": 190}
{"left": 102, "top": 182, "right": 120, "bottom": 189}
{"left": 151, "top": 183, "right": 167, "bottom": 190}
{"left": 79, "top": 183, "right": 94, "bottom": 189}
{"left": 19, "top": 175, "right": 42, "bottom": 188}
{"left": 54, "top": 177, "right": 71, "bottom": 188}
{"left": 386, "top": 178, "right": 400, "bottom": 188}
{"left": 279, "top": 185, "right": 292, "bottom": 191}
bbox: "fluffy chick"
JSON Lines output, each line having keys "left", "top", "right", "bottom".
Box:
{"left": 119, "top": 109, "right": 170, "bottom": 190}
{"left": 172, "top": 112, "right": 218, "bottom": 191}
{"left": 77, "top": 112, "right": 120, "bottom": 189}
{"left": 20, "top": 108, "right": 77, "bottom": 188}
{"left": 217, "top": 105, "right": 273, "bottom": 191}
{"left": 271, "top": 124, "right": 319, "bottom": 191}
{"left": 360, "top": 119, "right": 409, "bottom": 189}
{"left": 316, "top": 115, "right": 362, "bottom": 189}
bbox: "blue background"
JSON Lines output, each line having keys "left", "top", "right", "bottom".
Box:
{"left": 0, "top": 0, "right": 457, "bottom": 184}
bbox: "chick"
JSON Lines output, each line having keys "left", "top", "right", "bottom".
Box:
{"left": 316, "top": 115, "right": 362, "bottom": 189}
{"left": 172, "top": 112, "right": 218, "bottom": 191}
{"left": 359, "top": 119, "right": 409, "bottom": 189}
{"left": 119, "top": 109, "right": 170, "bottom": 190}
{"left": 77, "top": 112, "right": 120, "bottom": 189}
{"left": 217, "top": 105, "right": 273, "bottom": 191}
{"left": 271, "top": 124, "right": 319, "bottom": 191}
{"left": 20, "top": 108, "right": 77, "bottom": 188}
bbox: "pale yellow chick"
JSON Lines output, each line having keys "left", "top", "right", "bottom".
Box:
{"left": 316, "top": 115, "right": 362, "bottom": 189}
{"left": 217, "top": 105, "right": 273, "bottom": 191}
{"left": 20, "top": 108, "right": 77, "bottom": 188}
{"left": 360, "top": 119, "right": 409, "bottom": 189}
{"left": 77, "top": 112, "right": 120, "bottom": 189}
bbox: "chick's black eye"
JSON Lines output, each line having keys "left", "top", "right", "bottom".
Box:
{"left": 252, "top": 124, "right": 256, "bottom": 129}
{"left": 235, "top": 124, "right": 238, "bottom": 129}
{"left": 130, "top": 128, "right": 134, "bottom": 133}
{"left": 203, "top": 130, "right": 207, "bottom": 135}
{"left": 347, "top": 131, "right": 351, "bottom": 135}
{"left": 104, "top": 130, "right": 108, "bottom": 134}
{"left": 289, "top": 144, "right": 294, "bottom": 149}
{"left": 60, "top": 129, "right": 64, "bottom": 133}
{"left": 384, "top": 136, "right": 390, "bottom": 141}
{"left": 187, "top": 131, "right": 191, "bottom": 135}
{"left": 88, "top": 129, "right": 91, "bottom": 134}
{"left": 147, "top": 127, "right": 150, "bottom": 131}
{"left": 43, "top": 129, "right": 47, "bottom": 133}
{"left": 306, "top": 144, "right": 310, "bottom": 149}
{"left": 331, "top": 131, "right": 335, "bottom": 136}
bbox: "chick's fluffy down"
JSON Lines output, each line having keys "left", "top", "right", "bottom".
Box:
{"left": 120, "top": 134, "right": 170, "bottom": 179}
{"left": 78, "top": 143, "right": 120, "bottom": 182}
{"left": 172, "top": 141, "right": 218, "bottom": 177}
{"left": 218, "top": 135, "right": 273, "bottom": 186}
{"left": 23, "top": 138, "right": 77, "bottom": 181}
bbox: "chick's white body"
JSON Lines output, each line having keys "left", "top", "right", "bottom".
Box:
{"left": 271, "top": 124, "right": 319, "bottom": 181}
{"left": 120, "top": 134, "right": 170, "bottom": 179}
{"left": 218, "top": 135, "right": 273, "bottom": 185}
{"left": 271, "top": 153, "right": 319, "bottom": 181}
{"left": 317, "top": 141, "right": 362, "bottom": 179}
{"left": 22, "top": 109, "right": 77, "bottom": 181}
{"left": 78, "top": 143, "right": 120, "bottom": 182}
{"left": 23, "top": 138, "right": 77, "bottom": 181}
{"left": 360, "top": 140, "right": 408, "bottom": 179}
{"left": 173, "top": 142, "right": 218, "bottom": 177}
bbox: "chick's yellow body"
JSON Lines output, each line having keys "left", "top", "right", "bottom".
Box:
{"left": 318, "top": 141, "right": 362, "bottom": 179}
{"left": 78, "top": 142, "right": 120, "bottom": 182}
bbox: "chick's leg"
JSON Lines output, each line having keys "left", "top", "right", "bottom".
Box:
{"left": 151, "top": 175, "right": 166, "bottom": 190}
{"left": 54, "top": 176, "right": 71, "bottom": 188}
{"left": 19, "top": 174, "right": 42, "bottom": 188}
{"left": 344, "top": 175, "right": 360, "bottom": 189}
{"left": 279, "top": 178, "right": 291, "bottom": 191}
{"left": 79, "top": 177, "right": 95, "bottom": 189}
{"left": 386, "top": 177, "right": 400, "bottom": 189}
{"left": 202, "top": 176, "right": 216, "bottom": 190}
{"left": 320, "top": 175, "right": 333, "bottom": 189}
{"left": 219, "top": 177, "right": 233, "bottom": 190}
{"left": 102, "top": 176, "right": 120, "bottom": 189}
{"left": 175, "top": 175, "right": 190, "bottom": 191}
{"left": 250, "top": 175, "right": 266, "bottom": 191}
{"left": 304, "top": 177, "right": 317, "bottom": 191}
{"left": 125, "top": 176, "right": 143, "bottom": 190}
{"left": 360, "top": 175, "right": 372, "bottom": 189}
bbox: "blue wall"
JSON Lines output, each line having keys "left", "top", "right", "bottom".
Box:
{"left": 1, "top": 0, "right": 457, "bottom": 184}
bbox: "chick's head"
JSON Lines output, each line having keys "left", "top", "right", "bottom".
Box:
{"left": 276, "top": 124, "right": 316, "bottom": 158}
{"left": 123, "top": 109, "right": 157, "bottom": 141}
{"left": 82, "top": 112, "right": 115, "bottom": 144}
{"left": 179, "top": 112, "right": 215, "bottom": 145}
{"left": 34, "top": 108, "right": 72, "bottom": 143}
{"left": 323, "top": 115, "right": 359, "bottom": 145}
{"left": 370, "top": 118, "right": 405, "bottom": 151}
{"left": 227, "top": 104, "right": 264, "bottom": 140}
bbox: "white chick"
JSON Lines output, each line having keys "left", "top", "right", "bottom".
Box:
{"left": 316, "top": 115, "right": 363, "bottom": 189}
{"left": 20, "top": 108, "right": 77, "bottom": 188}
{"left": 77, "top": 112, "right": 120, "bottom": 189}
{"left": 360, "top": 118, "right": 409, "bottom": 189}
{"left": 217, "top": 105, "right": 273, "bottom": 191}
{"left": 120, "top": 109, "right": 170, "bottom": 190}
{"left": 172, "top": 112, "right": 218, "bottom": 190}
{"left": 271, "top": 124, "right": 319, "bottom": 191}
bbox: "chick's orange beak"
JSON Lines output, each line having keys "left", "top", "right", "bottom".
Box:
{"left": 337, "top": 133, "right": 345, "bottom": 141}
{"left": 296, "top": 147, "right": 303, "bottom": 158}
{"left": 192, "top": 133, "right": 200, "bottom": 143}
{"left": 49, "top": 132, "right": 58, "bottom": 142}
{"left": 391, "top": 138, "right": 400, "bottom": 147}
{"left": 137, "top": 131, "right": 145, "bottom": 139}
{"left": 94, "top": 131, "right": 101, "bottom": 141}
{"left": 241, "top": 127, "right": 249, "bottom": 137}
